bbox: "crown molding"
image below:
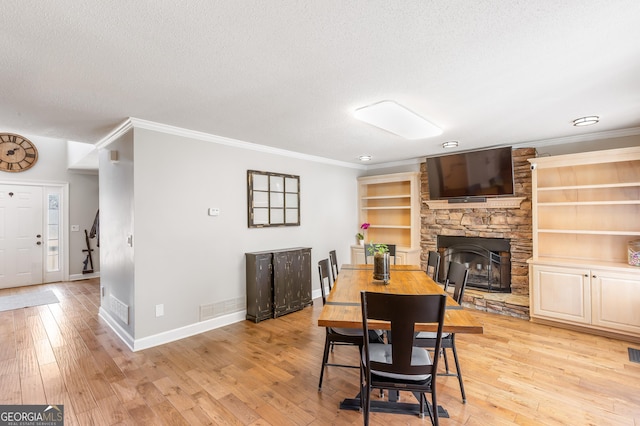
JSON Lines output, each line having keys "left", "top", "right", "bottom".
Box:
{"left": 97, "top": 117, "right": 366, "bottom": 170}
{"left": 512, "top": 126, "right": 640, "bottom": 149}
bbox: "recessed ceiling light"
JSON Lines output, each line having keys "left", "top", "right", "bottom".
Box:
{"left": 572, "top": 116, "right": 600, "bottom": 126}
{"left": 359, "top": 155, "right": 372, "bottom": 162}
{"left": 354, "top": 100, "right": 442, "bottom": 139}
{"left": 442, "top": 141, "right": 459, "bottom": 148}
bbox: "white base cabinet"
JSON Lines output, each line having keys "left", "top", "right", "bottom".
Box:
{"left": 350, "top": 245, "right": 420, "bottom": 266}
{"left": 530, "top": 262, "right": 640, "bottom": 338}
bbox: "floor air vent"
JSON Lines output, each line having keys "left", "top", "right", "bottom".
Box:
{"left": 629, "top": 348, "right": 640, "bottom": 363}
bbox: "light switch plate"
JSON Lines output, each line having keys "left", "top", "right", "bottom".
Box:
{"left": 71, "top": 225, "right": 80, "bottom": 232}
{"left": 208, "top": 208, "right": 220, "bottom": 216}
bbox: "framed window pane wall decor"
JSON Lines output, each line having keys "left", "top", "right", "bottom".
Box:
{"left": 248, "top": 170, "right": 300, "bottom": 227}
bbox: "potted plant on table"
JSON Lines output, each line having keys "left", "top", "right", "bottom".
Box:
{"left": 367, "top": 242, "right": 390, "bottom": 283}
{"left": 356, "top": 222, "right": 370, "bottom": 245}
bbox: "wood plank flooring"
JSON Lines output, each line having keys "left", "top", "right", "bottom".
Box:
{"left": 1, "top": 279, "right": 639, "bottom": 425}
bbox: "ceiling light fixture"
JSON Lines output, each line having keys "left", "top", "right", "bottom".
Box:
{"left": 358, "top": 155, "right": 372, "bottom": 162}
{"left": 572, "top": 116, "right": 600, "bottom": 126}
{"left": 442, "top": 141, "right": 459, "bottom": 148}
{"left": 354, "top": 100, "right": 442, "bottom": 139}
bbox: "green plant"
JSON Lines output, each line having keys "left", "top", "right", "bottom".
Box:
{"left": 356, "top": 232, "right": 364, "bottom": 240}
{"left": 367, "top": 243, "right": 389, "bottom": 256}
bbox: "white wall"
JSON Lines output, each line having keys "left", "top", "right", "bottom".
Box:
{"left": 98, "top": 125, "right": 363, "bottom": 346}
{"left": 98, "top": 130, "right": 135, "bottom": 339}
{"left": 0, "top": 134, "right": 100, "bottom": 278}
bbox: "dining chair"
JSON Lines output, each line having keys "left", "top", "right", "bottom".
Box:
{"left": 415, "top": 260, "right": 469, "bottom": 403}
{"left": 363, "top": 244, "right": 397, "bottom": 265}
{"left": 318, "top": 259, "right": 363, "bottom": 391}
{"left": 329, "top": 250, "right": 339, "bottom": 282}
{"left": 426, "top": 250, "right": 440, "bottom": 283}
{"left": 360, "top": 291, "right": 447, "bottom": 425}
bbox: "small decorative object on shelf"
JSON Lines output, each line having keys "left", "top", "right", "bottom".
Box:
{"left": 629, "top": 240, "right": 640, "bottom": 267}
{"left": 357, "top": 222, "right": 370, "bottom": 246}
{"left": 368, "top": 243, "right": 390, "bottom": 283}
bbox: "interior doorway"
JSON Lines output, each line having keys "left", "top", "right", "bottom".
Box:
{"left": 0, "top": 183, "right": 66, "bottom": 288}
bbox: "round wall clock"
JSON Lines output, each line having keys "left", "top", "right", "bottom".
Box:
{"left": 0, "top": 133, "right": 38, "bottom": 172}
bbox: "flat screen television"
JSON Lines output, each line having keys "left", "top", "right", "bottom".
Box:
{"left": 426, "top": 146, "right": 514, "bottom": 200}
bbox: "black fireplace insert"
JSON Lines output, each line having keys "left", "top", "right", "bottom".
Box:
{"left": 437, "top": 236, "right": 511, "bottom": 293}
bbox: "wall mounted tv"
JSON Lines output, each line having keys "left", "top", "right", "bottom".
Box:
{"left": 426, "top": 146, "right": 514, "bottom": 201}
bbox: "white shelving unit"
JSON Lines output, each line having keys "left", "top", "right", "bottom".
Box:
{"left": 528, "top": 146, "right": 640, "bottom": 341}
{"left": 351, "top": 172, "right": 421, "bottom": 265}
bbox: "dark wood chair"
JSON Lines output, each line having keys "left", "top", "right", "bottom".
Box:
{"left": 318, "top": 259, "right": 363, "bottom": 391}
{"left": 363, "top": 244, "right": 397, "bottom": 265}
{"left": 416, "top": 261, "right": 469, "bottom": 402}
{"left": 360, "top": 291, "right": 447, "bottom": 425}
{"left": 329, "top": 250, "right": 339, "bottom": 282}
{"left": 426, "top": 251, "right": 440, "bottom": 283}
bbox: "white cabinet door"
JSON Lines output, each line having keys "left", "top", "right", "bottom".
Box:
{"left": 531, "top": 264, "right": 591, "bottom": 324}
{"left": 591, "top": 269, "right": 640, "bottom": 334}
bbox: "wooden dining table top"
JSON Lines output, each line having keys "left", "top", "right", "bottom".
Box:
{"left": 317, "top": 264, "right": 484, "bottom": 334}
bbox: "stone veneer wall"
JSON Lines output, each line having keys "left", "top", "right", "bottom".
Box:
{"left": 420, "top": 148, "right": 535, "bottom": 308}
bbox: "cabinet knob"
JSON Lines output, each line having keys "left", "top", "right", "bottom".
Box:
{"left": 584, "top": 274, "right": 588, "bottom": 277}
{"left": 592, "top": 275, "right": 596, "bottom": 278}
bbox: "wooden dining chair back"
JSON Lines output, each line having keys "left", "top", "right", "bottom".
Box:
{"left": 360, "top": 291, "right": 447, "bottom": 425}
{"left": 318, "top": 258, "right": 332, "bottom": 304}
{"left": 444, "top": 261, "right": 469, "bottom": 304}
{"left": 317, "top": 259, "right": 363, "bottom": 391}
{"left": 329, "top": 250, "right": 339, "bottom": 282}
{"left": 363, "top": 244, "right": 397, "bottom": 265}
{"left": 416, "top": 260, "right": 469, "bottom": 403}
{"left": 426, "top": 251, "right": 440, "bottom": 283}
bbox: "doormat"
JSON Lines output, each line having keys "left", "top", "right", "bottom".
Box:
{"left": 629, "top": 348, "right": 640, "bottom": 363}
{"left": 0, "top": 290, "right": 59, "bottom": 312}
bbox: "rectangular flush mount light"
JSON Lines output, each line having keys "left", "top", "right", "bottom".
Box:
{"left": 354, "top": 100, "right": 442, "bottom": 139}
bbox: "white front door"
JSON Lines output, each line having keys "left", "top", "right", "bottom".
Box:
{"left": 0, "top": 184, "right": 44, "bottom": 288}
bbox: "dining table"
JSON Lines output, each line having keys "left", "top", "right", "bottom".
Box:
{"left": 317, "top": 264, "right": 484, "bottom": 417}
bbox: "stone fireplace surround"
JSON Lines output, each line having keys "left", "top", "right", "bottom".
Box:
{"left": 420, "top": 147, "right": 535, "bottom": 319}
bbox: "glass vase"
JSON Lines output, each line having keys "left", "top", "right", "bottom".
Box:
{"left": 373, "top": 252, "right": 390, "bottom": 284}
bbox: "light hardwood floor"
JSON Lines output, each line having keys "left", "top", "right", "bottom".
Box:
{"left": 1, "top": 279, "right": 639, "bottom": 425}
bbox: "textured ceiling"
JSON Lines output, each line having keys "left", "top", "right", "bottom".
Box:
{"left": 2, "top": 1, "right": 640, "bottom": 165}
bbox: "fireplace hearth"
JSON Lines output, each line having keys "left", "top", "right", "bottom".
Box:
{"left": 437, "top": 236, "right": 511, "bottom": 293}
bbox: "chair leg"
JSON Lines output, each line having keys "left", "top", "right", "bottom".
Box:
{"left": 450, "top": 338, "right": 467, "bottom": 403}
{"left": 318, "top": 337, "right": 331, "bottom": 391}
{"left": 363, "top": 382, "right": 371, "bottom": 425}
{"left": 442, "top": 348, "right": 450, "bottom": 373}
{"left": 431, "top": 390, "right": 439, "bottom": 426}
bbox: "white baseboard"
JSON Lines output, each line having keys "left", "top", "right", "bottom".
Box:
{"left": 99, "top": 307, "right": 135, "bottom": 351}
{"left": 101, "top": 291, "right": 324, "bottom": 352}
{"left": 70, "top": 271, "right": 100, "bottom": 281}
{"left": 131, "top": 311, "right": 247, "bottom": 351}
{"left": 99, "top": 306, "right": 247, "bottom": 352}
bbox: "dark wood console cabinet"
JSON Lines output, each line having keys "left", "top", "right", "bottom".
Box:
{"left": 245, "top": 247, "right": 312, "bottom": 322}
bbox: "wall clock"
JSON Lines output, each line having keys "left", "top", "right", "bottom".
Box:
{"left": 0, "top": 133, "right": 38, "bottom": 172}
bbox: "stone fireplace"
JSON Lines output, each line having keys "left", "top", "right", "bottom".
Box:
{"left": 420, "top": 147, "right": 535, "bottom": 319}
